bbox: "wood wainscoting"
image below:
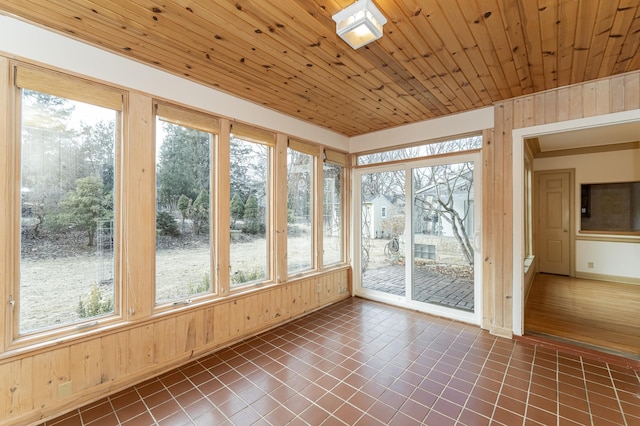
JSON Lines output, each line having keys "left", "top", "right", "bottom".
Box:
{"left": 0, "top": 269, "right": 350, "bottom": 426}
{"left": 524, "top": 273, "right": 640, "bottom": 359}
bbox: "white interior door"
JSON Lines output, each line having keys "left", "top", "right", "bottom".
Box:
{"left": 537, "top": 171, "right": 571, "bottom": 276}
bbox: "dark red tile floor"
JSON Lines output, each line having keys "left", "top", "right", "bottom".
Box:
{"left": 41, "top": 297, "right": 639, "bottom": 425}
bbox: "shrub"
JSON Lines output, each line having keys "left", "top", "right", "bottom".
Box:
{"left": 156, "top": 211, "right": 180, "bottom": 236}
{"left": 189, "top": 272, "right": 210, "bottom": 294}
{"left": 77, "top": 284, "right": 113, "bottom": 318}
{"left": 232, "top": 267, "right": 264, "bottom": 285}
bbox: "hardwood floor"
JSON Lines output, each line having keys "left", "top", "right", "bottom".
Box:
{"left": 525, "top": 273, "right": 640, "bottom": 359}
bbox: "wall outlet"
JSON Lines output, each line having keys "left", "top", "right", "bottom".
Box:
{"left": 58, "top": 381, "right": 72, "bottom": 399}
{"left": 587, "top": 262, "right": 594, "bottom": 269}
{"left": 316, "top": 283, "right": 322, "bottom": 294}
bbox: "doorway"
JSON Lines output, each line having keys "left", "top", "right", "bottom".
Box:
{"left": 511, "top": 110, "right": 640, "bottom": 336}
{"left": 354, "top": 152, "right": 482, "bottom": 325}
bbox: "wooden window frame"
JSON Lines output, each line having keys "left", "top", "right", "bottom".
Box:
{"left": 321, "top": 155, "right": 348, "bottom": 267}
{"left": 287, "top": 139, "right": 319, "bottom": 276}
{"left": 6, "top": 63, "right": 125, "bottom": 349}
{"left": 228, "top": 123, "right": 276, "bottom": 290}
{"left": 153, "top": 101, "right": 219, "bottom": 309}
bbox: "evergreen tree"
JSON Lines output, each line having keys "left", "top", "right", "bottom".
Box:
{"left": 59, "top": 175, "right": 112, "bottom": 246}
{"left": 243, "top": 194, "right": 261, "bottom": 234}
{"left": 177, "top": 194, "right": 191, "bottom": 231}
{"left": 156, "top": 123, "right": 210, "bottom": 210}
{"left": 230, "top": 193, "right": 244, "bottom": 229}
{"left": 191, "top": 189, "right": 209, "bottom": 235}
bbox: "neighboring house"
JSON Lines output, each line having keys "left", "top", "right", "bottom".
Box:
{"left": 414, "top": 169, "right": 474, "bottom": 239}
{"left": 362, "top": 194, "right": 394, "bottom": 239}
{"left": 413, "top": 170, "right": 475, "bottom": 265}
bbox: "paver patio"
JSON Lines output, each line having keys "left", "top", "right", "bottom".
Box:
{"left": 362, "top": 264, "right": 475, "bottom": 311}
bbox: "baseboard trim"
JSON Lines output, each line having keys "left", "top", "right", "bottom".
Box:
{"left": 490, "top": 326, "right": 513, "bottom": 339}
{"left": 575, "top": 271, "right": 640, "bottom": 285}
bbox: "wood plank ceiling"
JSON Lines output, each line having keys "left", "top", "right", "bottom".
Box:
{"left": 1, "top": 0, "right": 638, "bottom": 136}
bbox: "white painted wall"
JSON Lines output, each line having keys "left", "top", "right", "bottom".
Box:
{"left": 0, "top": 14, "right": 349, "bottom": 151}
{"left": 535, "top": 148, "right": 640, "bottom": 279}
{"left": 349, "top": 107, "right": 494, "bottom": 153}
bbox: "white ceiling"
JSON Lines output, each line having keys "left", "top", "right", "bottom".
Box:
{"left": 537, "top": 121, "right": 640, "bottom": 152}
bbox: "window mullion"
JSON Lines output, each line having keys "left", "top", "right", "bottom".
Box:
{"left": 217, "top": 119, "right": 231, "bottom": 295}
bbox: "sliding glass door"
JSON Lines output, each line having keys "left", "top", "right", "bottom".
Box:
{"left": 355, "top": 152, "right": 481, "bottom": 323}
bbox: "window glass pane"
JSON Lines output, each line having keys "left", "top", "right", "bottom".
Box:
{"left": 360, "top": 170, "right": 406, "bottom": 295}
{"left": 287, "top": 148, "right": 313, "bottom": 273}
{"left": 357, "top": 135, "right": 481, "bottom": 165}
{"left": 323, "top": 162, "right": 343, "bottom": 266}
{"left": 20, "top": 89, "right": 117, "bottom": 333}
{"left": 155, "top": 119, "right": 212, "bottom": 304}
{"left": 230, "top": 137, "right": 269, "bottom": 286}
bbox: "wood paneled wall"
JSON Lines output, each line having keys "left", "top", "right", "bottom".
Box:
{"left": 0, "top": 269, "right": 349, "bottom": 425}
{"left": 483, "top": 70, "right": 640, "bottom": 337}
{"left": 0, "top": 58, "right": 351, "bottom": 426}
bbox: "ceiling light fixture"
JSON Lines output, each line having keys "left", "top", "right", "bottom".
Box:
{"left": 332, "top": 0, "right": 387, "bottom": 49}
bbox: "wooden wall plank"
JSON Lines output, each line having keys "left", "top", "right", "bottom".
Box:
{"left": 213, "top": 302, "right": 230, "bottom": 343}
{"left": 256, "top": 292, "right": 270, "bottom": 325}
{"left": 282, "top": 285, "right": 292, "bottom": 318}
{"left": 115, "top": 330, "right": 130, "bottom": 376}
{"left": 17, "top": 358, "right": 34, "bottom": 414}
{"left": 127, "top": 327, "right": 145, "bottom": 374}
{"left": 533, "top": 94, "right": 546, "bottom": 126}
{"left": 581, "top": 82, "right": 597, "bottom": 117}
{"left": 122, "top": 92, "right": 155, "bottom": 320}
{"left": 568, "top": 85, "right": 584, "bottom": 120}
{"left": 100, "top": 334, "right": 117, "bottom": 384}
{"left": 556, "top": 87, "right": 570, "bottom": 121}
{"left": 610, "top": 75, "right": 627, "bottom": 112}
{"left": 230, "top": 299, "right": 245, "bottom": 337}
{"left": 623, "top": 73, "right": 640, "bottom": 110}
{"left": 270, "top": 287, "right": 283, "bottom": 321}
{"left": 244, "top": 295, "right": 258, "bottom": 332}
{"left": 594, "top": 79, "right": 611, "bottom": 115}
{"left": 482, "top": 126, "right": 495, "bottom": 330}
{"left": 31, "top": 351, "right": 55, "bottom": 410}
{"left": 543, "top": 91, "right": 557, "bottom": 124}
{"left": 153, "top": 317, "right": 176, "bottom": 362}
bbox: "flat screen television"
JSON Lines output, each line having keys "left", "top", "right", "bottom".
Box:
{"left": 580, "top": 181, "right": 640, "bottom": 233}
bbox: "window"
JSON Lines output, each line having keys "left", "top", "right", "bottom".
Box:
{"left": 322, "top": 160, "right": 344, "bottom": 266}
{"left": 414, "top": 244, "right": 436, "bottom": 260}
{"left": 229, "top": 124, "right": 273, "bottom": 287}
{"left": 381, "top": 206, "right": 387, "bottom": 218}
{"left": 14, "top": 65, "right": 122, "bottom": 335}
{"left": 357, "top": 135, "right": 482, "bottom": 166}
{"left": 154, "top": 103, "right": 217, "bottom": 304}
{"left": 287, "top": 140, "right": 316, "bottom": 274}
